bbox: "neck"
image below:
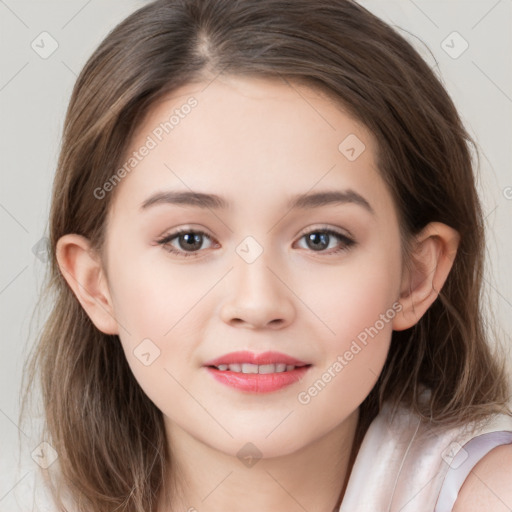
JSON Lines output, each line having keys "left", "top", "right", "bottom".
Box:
{"left": 158, "top": 407, "right": 361, "bottom": 512}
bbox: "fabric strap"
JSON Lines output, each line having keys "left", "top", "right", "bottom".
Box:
{"left": 434, "top": 430, "right": 512, "bottom": 512}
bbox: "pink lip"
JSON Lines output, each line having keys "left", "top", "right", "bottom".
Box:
{"left": 203, "top": 350, "right": 310, "bottom": 367}
{"left": 203, "top": 351, "right": 312, "bottom": 393}
{"left": 205, "top": 366, "right": 311, "bottom": 393}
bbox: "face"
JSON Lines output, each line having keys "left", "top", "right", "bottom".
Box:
{"left": 101, "top": 75, "right": 404, "bottom": 458}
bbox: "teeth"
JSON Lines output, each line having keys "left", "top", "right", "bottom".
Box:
{"left": 257, "top": 364, "right": 274, "bottom": 374}
{"left": 241, "top": 363, "right": 259, "bottom": 374}
{"left": 214, "top": 363, "right": 298, "bottom": 373}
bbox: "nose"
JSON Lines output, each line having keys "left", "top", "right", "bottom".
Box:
{"left": 219, "top": 250, "right": 296, "bottom": 330}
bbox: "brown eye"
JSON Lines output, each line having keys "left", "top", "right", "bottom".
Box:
{"left": 156, "top": 229, "right": 215, "bottom": 258}
{"left": 175, "top": 232, "right": 204, "bottom": 252}
{"left": 296, "top": 229, "right": 355, "bottom": 254}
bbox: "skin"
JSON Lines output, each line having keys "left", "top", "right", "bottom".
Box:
{"left": 452, "top": 444, "right": 512, "bottom": 511}
{"left": 57, "top": 75, "right": 460, "bottom": 511}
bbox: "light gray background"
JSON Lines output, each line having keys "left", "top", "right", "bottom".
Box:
{"left": 1, "top": 0, "right": 511, "bottom": 509}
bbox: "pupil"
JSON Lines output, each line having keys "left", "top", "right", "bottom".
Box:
{"left": 182, "top": 233, "right": 202, "bottom": 251}
{"left": 308, "top": 232, "right": 328, "bottom": 250}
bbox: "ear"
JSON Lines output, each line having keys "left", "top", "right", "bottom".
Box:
{"left": 392, "top": 222, "right": 460, "bottom": 331}
{"left": 55, "top": 234, "right": 119, "bottom": 335}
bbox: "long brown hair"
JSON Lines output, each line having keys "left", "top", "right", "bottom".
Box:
{"left": 20, "top": 0, "right": 511, "bottom": 510}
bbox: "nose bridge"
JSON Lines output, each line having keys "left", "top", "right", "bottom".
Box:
{"left": 219, "top": 234, "right": 295, "bottom": 328}
{"left": 234, "top": 233, "right": 283, "bottom": 300}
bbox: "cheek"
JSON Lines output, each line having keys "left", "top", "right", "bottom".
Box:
{"left": 297, "top": 288, "right": 396, "bottom": 425}
{"left": 313, "top": 245, "right": 401, "bottom": 343}
{"left": 107, "top": 247, "right": 209, "bottom": 335}
{"left": 108, "top": 259, "right": 201, "bottom": 410}
{"left": 106, "top": 249, "right": 217, "bottom": 382}
{"left": 325, "top": 282, "right": 395, "bottom": 375}
{"left": 300, "top": 244, "right": 401, "bottom": 405}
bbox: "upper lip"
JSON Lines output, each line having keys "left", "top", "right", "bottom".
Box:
{"left": 203, "top": 351, "right": 311, "bottom": 367}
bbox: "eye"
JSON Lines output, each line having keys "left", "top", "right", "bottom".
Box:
{"left": 156, "top": 226, "right": 356, "bottom": 259}
{"left": 295, "top": 228, "right": 356, "bottom": 255}
{"left": 156, "top": 228, "right": 217, "bottom": 258}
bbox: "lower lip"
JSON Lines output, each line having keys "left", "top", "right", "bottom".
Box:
{"left": 204, "top": 366, "right": 311, "bottom": 393}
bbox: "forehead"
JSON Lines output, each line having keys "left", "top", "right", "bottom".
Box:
{"left": 108, "top": 75, "right": 393, "bottom": 219}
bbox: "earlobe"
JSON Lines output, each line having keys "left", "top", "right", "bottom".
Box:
{"left": 392, "top": 222, "right": 460, "bottom": 331}
{"left": 55, "top": 234, "right": 119, "bottom": 335}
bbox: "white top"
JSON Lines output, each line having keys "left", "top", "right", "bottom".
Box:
{"left": 339, "top": 392, "right": 512, "bottom": 511}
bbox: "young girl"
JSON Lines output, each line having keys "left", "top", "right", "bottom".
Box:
{"left": 20, "top": 0, "right": 512, "bottom": 511}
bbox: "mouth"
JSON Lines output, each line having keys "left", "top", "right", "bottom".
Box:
{"left": 206, "top": 363, "right": 312, "bottom": 374}
{"left": 204, "top": 362, "right": 313, "bottom": 393}
{"left": 202, "top": 350, "right": 312, "bottom": 393}
{"left": 203, "top": 350, "right": 311, "bottom": 368}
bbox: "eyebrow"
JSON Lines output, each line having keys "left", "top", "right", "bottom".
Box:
{"left": 140, "top": 189, "right": 374, "bottom": 214}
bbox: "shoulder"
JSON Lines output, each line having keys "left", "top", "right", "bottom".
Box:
{"left": 452, "top": 442, "right": 512, "bottom": 511}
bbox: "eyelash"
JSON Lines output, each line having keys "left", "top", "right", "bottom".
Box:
{"left": 156, "top": 227, "right": 356, "bottom": 259}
